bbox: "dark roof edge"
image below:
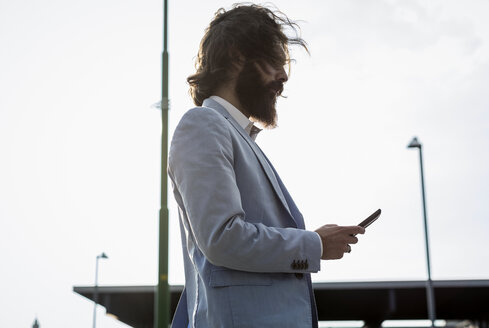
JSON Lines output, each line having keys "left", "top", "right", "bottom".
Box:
{"left": 73, "top": 279, "right": 489, "bottom": 293}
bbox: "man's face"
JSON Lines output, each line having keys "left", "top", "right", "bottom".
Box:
{"left": 235, "top": 59, "right": 288, "bottom": 128}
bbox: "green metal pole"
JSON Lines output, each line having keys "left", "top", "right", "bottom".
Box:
{"left": 418, "top": 145, "right": 437, "bottom": 327}
{"left": 156, "top": 0, "right": 170, "bottom": 327}
{"left": 408, "top": 137, "right": 436, "bottom": 328}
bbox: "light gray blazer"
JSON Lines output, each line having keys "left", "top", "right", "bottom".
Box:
{"left": 168, "top": 98, "right": 322, "bottom": 328}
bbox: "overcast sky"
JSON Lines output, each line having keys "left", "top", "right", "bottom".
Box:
{"left": 1, "top": 0, "right": 488, "bottom": 327}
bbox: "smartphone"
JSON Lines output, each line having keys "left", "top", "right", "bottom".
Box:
{"left": 358, "top": 209, "right": 381, "bottom": 229}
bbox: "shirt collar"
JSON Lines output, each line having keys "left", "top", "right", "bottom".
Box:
{"left": 209, "top": 95, "right": 262, "bottom": 140}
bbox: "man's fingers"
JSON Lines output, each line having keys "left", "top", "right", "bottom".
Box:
{"left": 343, "top": 225, "right": 365, "bottom": 235}
{"left": 321, "top": 224, "right": 367, "bottom": 260}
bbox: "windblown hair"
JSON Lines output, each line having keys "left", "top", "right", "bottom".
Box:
{"left": 187, "top": 4, "right": 308, "bottom": 106}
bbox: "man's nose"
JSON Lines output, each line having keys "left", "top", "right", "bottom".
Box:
{"left": 276, "top": 66, "right": 288, "bottom": 83}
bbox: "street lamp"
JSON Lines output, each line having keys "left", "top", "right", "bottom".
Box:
{"left": 93, "top": 252, "right": 108, "bottom": 328}
{"left": 156, "top": 0, "right": 171, "bottom": 327}
{"left": 407, "top": 137, "right": 436, "bottom": 328}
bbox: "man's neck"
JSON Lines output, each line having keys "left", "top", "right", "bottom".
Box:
{"left": 213, "top": 85, "right": 250, "bottom": 118}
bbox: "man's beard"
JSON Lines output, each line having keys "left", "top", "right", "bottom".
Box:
{"left": 235, "top": 61, "right": 283, "bottom": 128}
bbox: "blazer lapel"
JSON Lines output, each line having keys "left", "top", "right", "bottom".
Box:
{"left": 202, "top": 98, "right": 295, "bottom": 223}
{"left": 260, "top": 151, "right": 306, "bottom": 230}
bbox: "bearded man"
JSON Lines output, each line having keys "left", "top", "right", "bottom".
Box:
{"left": 168, "top": 4, "right": 365, "bottom": 328}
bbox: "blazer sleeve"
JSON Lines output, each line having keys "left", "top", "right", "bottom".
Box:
{"left": 168, "top": 108, "right": 321, "bottom": 273}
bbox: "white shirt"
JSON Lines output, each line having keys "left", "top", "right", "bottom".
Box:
{"left": 208, "top": 95, "right": 323, "bottom": 258}
{"left": 210, "top": 95, "right": 262, "bottom": 140}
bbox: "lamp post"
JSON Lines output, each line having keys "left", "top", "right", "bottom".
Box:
{"left": 93, "top": 252, "right": 108, "bottom": 328}
{"left": 156, "top": 0, "right": 170, "bottom": 327}
{"left": 407, "top": 137, "right": 436, "bottom": 328}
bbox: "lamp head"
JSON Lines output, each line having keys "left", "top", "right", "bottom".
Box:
{"left": 98, "top": 252, "right": 109, "bottom": 259}
{"left": 407, "top": 137, "right": 421, "bottom": 149}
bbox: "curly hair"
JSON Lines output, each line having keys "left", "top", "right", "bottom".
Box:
{"left": 187, "top": 4, "right": 308, "bottom": 106}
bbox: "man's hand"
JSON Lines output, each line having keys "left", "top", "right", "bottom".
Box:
{"left": 315, "top": 224, "right": 365, "bottom": 260}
